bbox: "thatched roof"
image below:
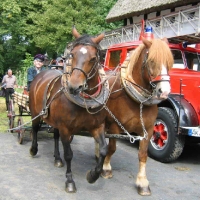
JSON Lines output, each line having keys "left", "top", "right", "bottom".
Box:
{"left": 106, "top": 0, "right": 200, "bottom": 23}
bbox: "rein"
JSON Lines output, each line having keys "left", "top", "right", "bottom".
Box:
{"left": 71, "top": 59, "right": 99, "bottom": 83}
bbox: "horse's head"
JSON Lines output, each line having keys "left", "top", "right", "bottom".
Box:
{"left": 66, "top": 27, "right": 104, "bottom": 95}
{"left": 142, "top": 37, "right": 173, "bottom": 99}
{"left": 126, "top": 37, "right": 174, "bottom": 101}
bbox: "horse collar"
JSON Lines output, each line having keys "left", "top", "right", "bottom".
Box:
{"left": 61, "top": 67, "right": 110, "bottom": 109}
{"left": 121, "top": 63, "right": 164, "bottom": 106}
{"left": 80, "top": 77, "right": 102, "bottom": 99}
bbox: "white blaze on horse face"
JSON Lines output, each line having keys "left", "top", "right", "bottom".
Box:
{"left": 80, "top": 47, "right": 87, "bottom": 54}
{"left": 156, "top": 65, "right": 171, "bottom": 99}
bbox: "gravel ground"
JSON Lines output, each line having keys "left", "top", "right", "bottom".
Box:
{"left": 0, "top": 132, "right": 200, "bottom": 200}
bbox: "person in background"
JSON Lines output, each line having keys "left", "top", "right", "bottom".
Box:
{"left": 56, "top": 57, "right": 64, "bottom": 71}
{"left": 27, "top": 54, "right": 46, "bottom": 91}
{"left": 2, "top": 69, "right": 17, "bottom": 111}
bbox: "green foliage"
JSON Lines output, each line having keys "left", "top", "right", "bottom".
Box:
{"left": 15, "top": 53, "right": 33, "bottom": 86}
{"left": 0, "top": 97, "right": 9, "bottom": 132}
{"left": 0, "top": 0, "right": 121, "bottom": 75}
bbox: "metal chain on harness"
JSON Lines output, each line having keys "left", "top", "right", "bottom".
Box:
{"left": 83, "top": 65, "right": 120, "bottom": 114}
{"left": 82, "top": 64, "right": 152, "bottom": 143}
{"left": 103, "top": 100, "right": 150, "bottom": 144}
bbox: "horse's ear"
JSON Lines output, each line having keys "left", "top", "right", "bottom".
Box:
{"left": 72, "top": 26, "right": 81, "bottom": 38}
{"left": 92, "top": 33, "right": 105, "bottom": 44}
{"left": 162, "top": 37, "right": 169, "bottom": 44}
{"left": 141, "top": 36, "right": 152, "bottom": 48}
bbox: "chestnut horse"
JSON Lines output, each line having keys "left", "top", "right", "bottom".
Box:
{"left": 57, "top": 35, "right": 173, "bottom": 195}
{"left": 29, "top": 28, "right": 109, "bottom": 193}
{"left": 100, "top": 37, "right": 174, "bottom": 195}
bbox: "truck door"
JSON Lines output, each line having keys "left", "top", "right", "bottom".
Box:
{"left": 182, "top": 51, "right": 200, "bottom": 122}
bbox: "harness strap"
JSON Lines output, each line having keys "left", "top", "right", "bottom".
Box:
{"left": 80, "top": 77, "right": 102, "bottom": 98}
{"left": 151, "top": 75, "right": 170, "bottom": 83}
{"left": 42, "top": 73, "right": 62, "bottom": 118}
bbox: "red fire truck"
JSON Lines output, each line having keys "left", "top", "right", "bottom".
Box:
{"left": 103, "top": 29, "right": 200, "bottom": 163}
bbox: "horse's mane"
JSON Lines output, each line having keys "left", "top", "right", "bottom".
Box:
{"left": 147, "top": 39, "right": 174, "bottom": 72}
{"left": 127, "top": 39, "right": 174, "bottom": 77}
{"left": 127, "top": 44, "right": 146, "bottom": 77}
{"left": 72, "top": 34, "right": 99, "bottom": 48}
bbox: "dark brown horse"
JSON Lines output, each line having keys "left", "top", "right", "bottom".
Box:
{"left": 99, "top": 37, "right": 174, "bottom": 195}
{"left": 29, "top": 28, "right": 109, "bottom": 193}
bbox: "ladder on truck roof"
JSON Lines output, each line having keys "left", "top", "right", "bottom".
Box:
{"left": 100, "top": 5, "right": 200, "bottom": 50}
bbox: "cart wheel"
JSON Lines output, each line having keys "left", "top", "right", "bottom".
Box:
{"left": 19, "top": 105, "right": 23, "bottom": 116}
{"left": 8, "top": 116, "right": 14, "bottom": 133}
{"left": 8, "top": 99, "right": 15, "bottom": 133}
{"left": 17, "top": 117, "right": 24, "bottom": 144}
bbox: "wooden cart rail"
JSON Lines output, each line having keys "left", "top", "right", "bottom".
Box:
{"left": 9, "top": 92, "right": 55, "bottom": 144}
{"left": 13, "top": 92, "right": 30, "bottom": 113}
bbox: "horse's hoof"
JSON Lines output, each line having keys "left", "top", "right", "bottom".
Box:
{"left": 137, "top": 186, "right": 151, "bottom": 196}
{"left": 101, "top": 170, "right": 113, "bottom": 179}
{"left": 65, "top": 181, "right": 77, "bottom": 193}
{"left": 86, "top": 170, "right": 99, "bottom": 184}
{"left": 54, "top": 160, "right": 64, "bottom": 168}
{"left": 29, "top": 147, "right": 38, "bottom": 156}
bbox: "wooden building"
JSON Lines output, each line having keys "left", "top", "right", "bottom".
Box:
{"left": 100, "top": 0, "right": 200, "bottom": 49}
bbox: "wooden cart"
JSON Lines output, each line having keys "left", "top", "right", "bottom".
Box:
{"left": 8, "top": 90, "right": 53, "bottom": 144}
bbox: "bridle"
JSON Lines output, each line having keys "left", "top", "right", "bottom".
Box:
{"left": 141, "top": 51, "right": 170, "bottom": 90}
{"left": 61, "top": 41, "right": 110, "bottom": 110}
{"left": 68, "top": 42, "right": 101, "bottom": 85}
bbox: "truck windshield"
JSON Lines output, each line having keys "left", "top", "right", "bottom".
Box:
{"left": 184, "top": 52, "right": 200, "bottom": 71}
{"left": 171, "top": 50, "right": 185, "bottom": 69}
{"left": 108, "top": 50, "right": 122, "bottom": 68}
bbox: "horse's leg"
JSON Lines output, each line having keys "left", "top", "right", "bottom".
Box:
{"left": 136, "top": 138, "right": 151, "bottom": 196}
{"left": 101, "top": 138, "right": 116, "bottom": 179}
{"left": 30, "top": 118, "right": 40, "bottom": 156}
{"left": 61, "top": 134, "right": 76, "bottom": 193}
{"left": 53, "top": 128, "right": 64, "bottom": 168}
{"left": 86, "top": 124, "right": 108, "bottom": 183}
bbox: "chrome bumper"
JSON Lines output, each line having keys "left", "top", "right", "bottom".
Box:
{"left": 180, "top": 126, "right": 200, "bottom": 137}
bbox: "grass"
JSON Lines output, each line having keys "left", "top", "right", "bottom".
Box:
{"left": 0, "top": 96, "right": 53, "bottom": 142}
{"left": 0, "top": 97, "right": 9, "bottom": 132}
{"left": 0, "top": 96, "right": 32, "bottom": 133}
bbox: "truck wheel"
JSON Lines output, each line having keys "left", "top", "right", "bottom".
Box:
{"left": 148, "top": 107, "right": 185, "bottom": 163}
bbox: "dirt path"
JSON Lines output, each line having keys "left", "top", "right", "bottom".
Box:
{"left": 0, "top": 132, "right": 200, "bottom": 200}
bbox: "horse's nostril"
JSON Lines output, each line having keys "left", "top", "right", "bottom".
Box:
{"left": 69, "top": 88, "right": 74, "bottom": 94}
{"left": 78, "top": 85, "right": 82, "bottom": 90}
{"left": 158, "top": 88, "right": 162, "bottom": 94}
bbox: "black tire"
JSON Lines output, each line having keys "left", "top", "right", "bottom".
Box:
{"left": 17, "top": 117, "right": 24, "bottom": 144}
{"left": 148, "top": 107, "right": 185, "bottom": 163}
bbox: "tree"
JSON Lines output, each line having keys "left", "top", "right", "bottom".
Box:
{"left": 0, "top": 0, "right": 121, "bottom": 75}
{"left": 0, "top": 0, "right": 34, "bottom": 74}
